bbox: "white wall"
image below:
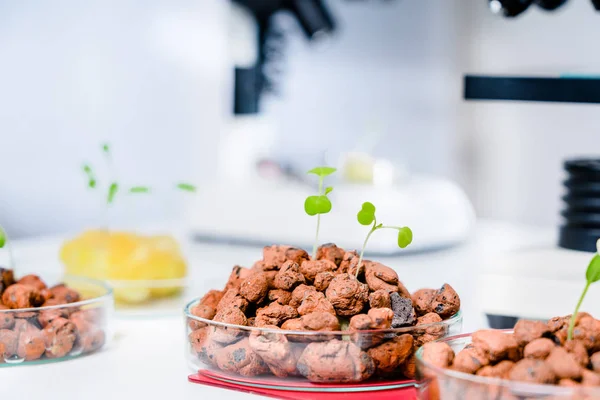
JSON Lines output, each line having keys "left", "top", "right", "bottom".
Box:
{"left": 1, "top": 0, "right": 599, "bottom": 237}
{"left": 462, "top": 0, "right": 600, "bottom": 227}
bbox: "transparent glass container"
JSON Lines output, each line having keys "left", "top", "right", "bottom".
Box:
{"left": 415, "top": 331, "right": 600, "bottom": 400}
{"left": 184, "top": 298, "right": 462, "bottom": 390}
{"left": 0, "top": 275, "right": 113, "bottom": 366}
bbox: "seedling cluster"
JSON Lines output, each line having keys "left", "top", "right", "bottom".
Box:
{"left": 303, "top": 165, "right": 413, "bottom": 274}
{"left": 83, "top": 143, "right": 196, "bottom": 206}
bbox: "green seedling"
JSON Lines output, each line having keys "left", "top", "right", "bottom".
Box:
{"left": 0, "top": 224, "right": 14, "bottom": 268}
{"left": 355, "top": 201, "right": 412, "bottom": 278}
{"left": 567, "top": 239, "right": 600, "bottom": 340}
{"left": 83, "top": 143, "right": 196, "bottom": 205}
{"left": 304, "top": 166, "right": 336, "bottom": 259}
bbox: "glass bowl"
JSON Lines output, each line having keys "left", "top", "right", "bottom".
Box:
{"left": 0, "top": 275, "right": 113, "bottom": 366}
{"left": 415, "top": 331, "right": 600, "bottom": 400}
{"left": 184, "top": 298, "right": 462, "bottom": 390}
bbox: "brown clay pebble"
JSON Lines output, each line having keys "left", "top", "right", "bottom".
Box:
{"left": 545, "top": 347, "right": 582, "bottom": 380}
{"left": 38, "top": 308, "right": 67, "bottom": 329}
{"left": 564, "top": 339, "right": 589, "bottom": 367}
{"left": 349, "top": 314, "right": 371, "bottom": 331}
{"left": 367, "top": 334, "right": 413, "bottom": 373}
{"left": 0, "top": 329, "right": 18, "bottom": 358}
{"left": 397, "top": 281, "right": 411, "bottom": 299}
{"left": 369, "top": 290, "right": 391, "bottom": 309}
{"left": 368, "top": 308, "right": 394, "bottom": 329}
{"left": 472, "top": 330, "right": 519, "bottom": 362}
{"left": 572, "top": 315, "right": 600, "bottom": 352}
{"left": 216, "top": 289, "right": 249, "bottom": 313}
{"left": 415, "top": 312, "right": 445, "bottom": 346}
{"left": 214, "top": 338, "right": 270, "bottom": 377}
{"left": 400, "top": 353, "right": 417, "bottom": 380}
{"left": 239, "top": 272, "right": 269, "bottom": 303}
{"left": 268, "top": 289, "right": 292, "bottom": 305}
{"left": 508, "top": 359, "right": 556, "bottom": 384}
{"left": 43, "top": 317, "right": 77, "bottom": 358}
{"left": 16, "top": 322, "right": 45, "bottom": 361}
{"left": 0, "top": 305, "right": 15, "bottom": 329}
{"left": 325, "top": 273, "right": 369, "bottom": 317}
{"left": 254, "top": 303, "right": 298, "bottom": 327}
{"left": 316, "top": 243, "right": 345, "bottom": 267}
{"left": 297, "top": 291, "right": 335, "bottom": 316}
{"left": 282, "top": 312, "right": 340, "bottom": 333}
{"left": 313, "top": 271, "right": 335, "bottom": 292}
{"left": 0, "top": 268, "right": 15, "bottom": 289}
{"left": 476, "top": 360, "right": 515, "bottom": 379}
{"left": 452, "top": 346, "right": 490, "bottom": 374}
{"left": 421, "top": 342, "right": 455, "bottom": 369}
{"left": 199, "top": 290, "right": 224, "bottom": 309}
{"left": 364, "top": 262, "right": 399, "bottom": 293}
{"left": 49, "top": 284, "right": 80, "bottom": 304}
{"left": 2, "top": 284, "right": 44, "bottom": 309}
{"left": 189, "top": 304, "right": 216, "bottom": 330}
{"left": 297, "top": 340, "right": 375, "bottom": 383}
{"left": 299, "top": 260, "right": 337, "bottom": 282}
{"left": 513, "top": 319, "right": 550, "bottom": 346}
{"left": 212, "top": 307, "right": 248, "bottom": 344}
{"left": 338, "top": 250, "right": 359, "bottom": 274}
{"left": 411, "top": 289, "right": 436, "bottom": 316}
{"left": 582, "top": 369, "right": 600, "bottom": 386}
{"left": 273, "top": 261, "right": 305, "bottom": 291}
{"left": 559, "top": 378, "right": 579, "bottom": 387}
{"left": 390, "top": 292, "right": 416, "bottom": 328}
{"left": 262, "top": 245, "right": 309, "bottom": 271}
{"left": 430, "top": 284, "right": 460, "bottom": 319}
{"left": 17, "top": 275, "right": 47, "bottom": 291}
{"left": 249, "top": 326, "right": 298, "bottom": 377}
{"left": 524, "top": 338, "right": 556, "bottom": 359}
{"left": 224, "top": 266, "right": 253, "bottom": 291}
{"left": 189, "top": 328, "right": 221, "bottom": 365}
{"left": 591, "top": 352, "right": 600, "bottom": 372}
{"left": 289, "top": 285, "right": 318, "bottom": 308}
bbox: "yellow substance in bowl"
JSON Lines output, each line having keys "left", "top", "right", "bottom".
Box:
{"left": 60, "top": 230, "right": 187, "bottom": 304}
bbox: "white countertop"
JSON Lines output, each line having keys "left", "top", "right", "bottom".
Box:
{"left": 2, "top": 220, "right": 554, "bottom": 399}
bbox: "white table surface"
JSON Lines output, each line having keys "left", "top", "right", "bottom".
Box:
{"left": 2, "top": 220, "right": 553, "bottom": 399}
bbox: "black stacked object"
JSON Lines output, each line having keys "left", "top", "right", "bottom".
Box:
{"left": 559, "top": 159, "right": 600, "bottom": 253}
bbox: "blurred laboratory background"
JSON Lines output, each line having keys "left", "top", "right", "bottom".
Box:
{"left": 1, "top": 0, "right": 600, "bottom": 239}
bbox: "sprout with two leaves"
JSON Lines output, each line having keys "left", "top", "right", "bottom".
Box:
{"left": 355, "top": 201, "right": 413, "bottom": 278}
{"left": 304, "top": 166, "right": 336, "bottom": 259}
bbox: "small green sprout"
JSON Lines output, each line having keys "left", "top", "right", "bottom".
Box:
{"left": 83, "top": 143, "right": 197, "bottom": 205}
{"left": 304, "top": 166, "right": 336, "bottom": 259}
{"left": 567, "top": 239, "right": 600, "bottom": 340}
{"left": 355, "top": 201, "right": 412, "bottom": 278}
{"left": 0, "top": 224, "right": 14, "bottom": 267}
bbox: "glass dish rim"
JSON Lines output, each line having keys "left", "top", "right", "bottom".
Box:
{"left": 184, "top": 297, "right": 462, "bottom": 336}
{"left": 415, "top": 330, "right": 600, "bottom": 395}
{"left": 0, "top": 274, "right": 113, "bottom": 314}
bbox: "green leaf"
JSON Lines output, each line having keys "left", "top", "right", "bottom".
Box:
{"left": 0, "top": 226, "right": 6, "bottom": 249}
{"left": 177, "top": 183, "right": 197, "bottom": 192}
{"left": 130, "top": 186, "right": 150, "bottom": 193}
{"left": 586, "top": 254, "right": 600, "bottom": 283}
{"left": 307, "top": 166, "right": 337, "bottom": 178}
{"left": 304, "top": 196, "right": 319, "bottom": 216}
{"left": 357, "top": 210, "right": 375, "bottom": 226}
{"left": 305, "top": 195, "right": 332, "bottom": 216}
{"left": 107, "top": 182, "right": 119, "bottom": 204}
{"left": 102, "top": 143, "right": 110, "bottom": 154}
{"left": 88, "top": 179, "right": 97, "bottom": 189}
{"left": 325, "top": 186, "right": 333, "bottom": 195}
{"left": 361, "top": 202, "right": 376, "bottom": 214}
{"left": 83, "top": 164, "right": 93, "bottom": 174}
{"left": 397, "top": 227, "right": 413, "bottom": 249}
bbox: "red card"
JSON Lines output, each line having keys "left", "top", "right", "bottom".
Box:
{"left": 189, "top": 370, "right": 418, "bottom": 400}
